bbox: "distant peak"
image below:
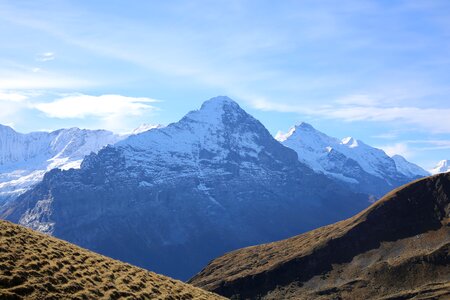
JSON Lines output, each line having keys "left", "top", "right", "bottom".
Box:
{"left": 200, "top": 96, "right": 239, "bottom": 110}
{"left": 177, "top": 96, "right": 252, "bottom": 128}
{"left": 430, "top": 160, "right": 450, "bottom": 175}
{"left": 275, "top": 128, "right": 294, "bottom": 142}
{"left": 187, "top": 96, "right": 246, "bottom": 121}
{"left": 275, "top": 122, "right": 321, "bottom": 142}
{"left": 341, "top": 136, "right": 359, "bottom": 148}
{"left": 0, "top": 124, "right": 17, "bottom": 133}
{"left": 131, "top": 124, "right": 164, "bottom": 135}
{"left": 295, "top": 122, "right": 316, "bottom": 131}
{"left": 391, "top": 154, "right": 407, "bottom": 161}
{"left": 437, "top": 159, "right": 449, "bottom": 166}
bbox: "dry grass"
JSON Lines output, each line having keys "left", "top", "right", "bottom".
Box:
{"left": 0, "top": 219, "right": 225, "bottom": 300}
{"left": 190, "top": 173, "right": 450, "bottom": 299}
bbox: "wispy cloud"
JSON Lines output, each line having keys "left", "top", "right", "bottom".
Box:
{"left": 34, "top": 94, "right": 158, "bottom": 119}
{"left": 0, "top": 90, "right": 161, "bottom": 133}
{"left": 0, "top": 70, "right": 96, "bottom": 89}
{"left": 378, "top": 139, "right": 450, "bottom": 162}
{"left": 378, "top": 142, "right": 414, "bottom": 158}
{"left": 36, "top": 52, "right": 55, "bottom": 62}
{"left": 372, "top": 132, "right": 399, "bottom": 140}
{"left": 246, "top": 94, "right": 450, "bottom": 134}
{"left": 0, "top": 90, "right": 32, "bottom": 125}
{"left": 0, "top": 91, "right": 29, "bottom": 102}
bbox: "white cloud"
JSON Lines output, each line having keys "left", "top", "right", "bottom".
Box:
{"left": 405, "top": 139, "right": 450, "bottom": 151}
{"left": 314, "top": 105, "right": 450, "bottom": 134}
{"left": 246, "top": 95, "right": 450, "bottom": 134}
{"left": 378, "top": 142, "right": 413, "bottom": 158}
{"left": 335, "top": 94, "right": 380, "bottom": 106}
{"left": 34, "top": 94, "right": 158, "bottom": 119}
{"left": 0, "top": 91, "right": 30, "bottom": 125}
{"left": 378, "top": 139, "right": 450, "bottom": 163}
{"left": 0, "top": 91, "right": 29, "bottom": 102}
{"left": 36, "top": 52, "right": 55, "bottom": 62}
{"left": 0, "top": 71, "right": 95, "bottom": 89}
{"left": 372, "top": 132, "right": 399, "bottom": 140}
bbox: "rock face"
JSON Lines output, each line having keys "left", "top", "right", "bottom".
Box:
{"left": 1, "top": 96, "right": 368, "bottom": 280}
{"left": 0, "top": 219, "right": 224, "bottom": 300}
{"left": 276, "top": 123, "right": 428, "bottom": 197}
{"left": 189, "top": 173, "right": 450, "bottom": 300}
{"left": 0, "top": 125, "right": 123, "bottom": 204}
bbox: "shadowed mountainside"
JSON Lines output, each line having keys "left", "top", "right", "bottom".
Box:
{"left": 190, "top": 173, "right": 450, "bottom": 299}
{"left": 0, "top": 219, "right": 225, "bottom": 300}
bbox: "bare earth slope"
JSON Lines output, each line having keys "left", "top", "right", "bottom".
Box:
{"left": 0, "top": 220, "right": 224, "bottom": 300}
{"left": 190, "top": 173, "right": 450, "bottom": 299}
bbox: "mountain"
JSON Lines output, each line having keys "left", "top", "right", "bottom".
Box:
{"left": 0, "top": 125, "right": 124, "bottom": 204}
{"left": 0, "top": 219, "right": 224, "bottom": 300}
{"left": 130, "top": 123, "right": 165, "bottom": 135}
{"left": 190, "top": 173, "right": 450, "bottom": 299}
{"left": 1, "top": 96, "right": 368, "bottom": 280}
{"left": 276, "top": 123, "right": 426, "bottom": 197}
{"left": 392, "top": 154, "right": 430, "bottom": 177}
{"left": 430, "top": 160, "right": 450, "bottom": 175}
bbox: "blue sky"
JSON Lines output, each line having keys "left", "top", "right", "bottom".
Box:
{"left": 0, "top": 0, "right": 449, "bottom": 170}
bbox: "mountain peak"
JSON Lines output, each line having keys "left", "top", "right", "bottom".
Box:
{"left": 295, "top": 122, "right": 315, "bottom": 131}
{"left": 131, "top": 123, "right": 164, "bottom": 135}
{"left": 391, "top": 154, "right": 429, "bottom": 177}
{"left": 200, "top": 96, "right": 239, "bottom": 111}
{"left": 179, "top": 96, "right": 248, "bottom": 127}
{"left": 437, "top": 159, "right": 449, "bottom": 167}
{"left": 0, "top": 124, "right": 17, "bottom": 134}
{"left": 341, "top": 136, "right": 359, "bottom": 147}
{"left": 430, "top": 159, "right": 450, "bottom": 174}
{"left": 275, "top": 122, "right": 319, "bottom": 142}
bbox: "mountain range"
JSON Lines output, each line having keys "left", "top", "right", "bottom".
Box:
{"left": 0, "top": 125, "right": 123, "bottom": 204}
{"left": 0, "top": 124, "right": 167, "bottom": 205}
{"left": 0, "top": 96, "right": 441, "bottom": 280}
{"left": 276, "top": 122, "right": 428, "bottom": 197}
{"left": 190, "top": 172, "right": 450, "bottom": 299}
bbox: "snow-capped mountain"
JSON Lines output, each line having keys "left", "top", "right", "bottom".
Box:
{"left": 0, "top": 125, "right": 124, "bottom": 203}
{"left": 276, "top": 123, "right": 427, "bottom": 196}
{"left": 130, "top": 123, "right": 164, "bottom": 135}
{"left": 391, "top": 154, "right": 430, "bottom": 178}
{"left": 2, "top": 96, "right": 368, "bottom": 280}
{"left": 430, "top": 160, "right": 450, "bottom": 175}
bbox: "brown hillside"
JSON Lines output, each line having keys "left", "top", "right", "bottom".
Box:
{"left": 189, "top": 174, "right": 450, "bottom": 299}
{"left": 0, "top": 219, "right": 225, "bottom": 300}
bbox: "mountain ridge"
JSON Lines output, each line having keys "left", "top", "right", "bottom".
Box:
{"left": 276, "top": 122, "right": 428, "bottom": 196}
{"left": 189, "top": 173, "right": 450, "bottom": 299}
{"left": 0, "top": 219, "right": 225, "bottom": 299}
{"left": 0, "top": 125, "right": 123, "bottom": 204}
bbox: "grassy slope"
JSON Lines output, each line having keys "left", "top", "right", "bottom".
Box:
{"left": 190, "top": 174, "right": 450, "bottom": 299}
{"left": 0, "top": 219, "right": 225, "bottom": 300}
